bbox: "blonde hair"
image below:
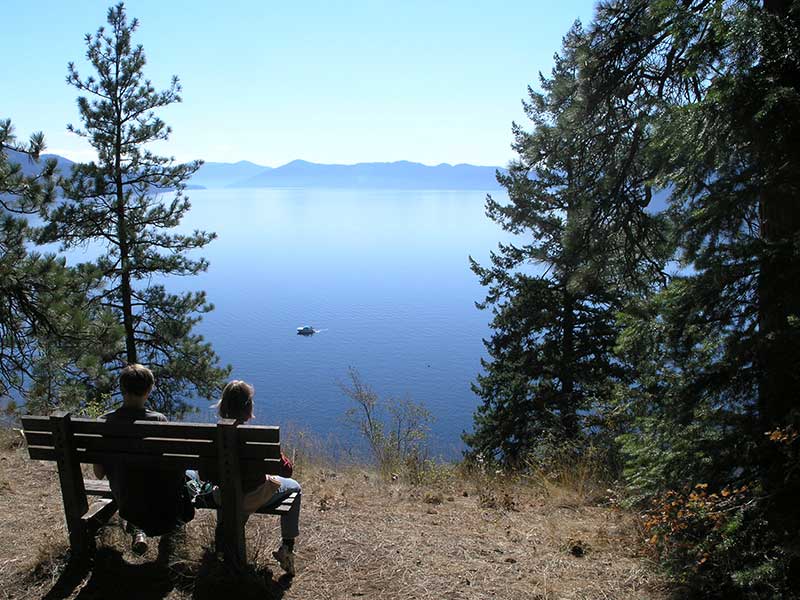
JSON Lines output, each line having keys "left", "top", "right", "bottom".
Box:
{"left": 217, "top": 380, "right": 255, "bottom": 423}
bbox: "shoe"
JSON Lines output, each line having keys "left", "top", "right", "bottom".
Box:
{"left": 272, "top": 543, "right": 296, "bottom": 576}
{"left": 131, "top": 529, "right": 148, "bottom": 555}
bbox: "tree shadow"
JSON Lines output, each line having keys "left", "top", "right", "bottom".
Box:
{"left": 191, "top": 548, "right": 292, "bottom": 600}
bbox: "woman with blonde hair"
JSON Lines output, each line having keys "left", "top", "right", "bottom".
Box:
{"left": 213, "top": 380, "right": 302, "bottom": 576}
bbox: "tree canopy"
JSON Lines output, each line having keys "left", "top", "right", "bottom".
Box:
{"left": 0, "top": 120, "right": 108, "bottom": 402}
{"left": 38, "top": 3, "right": 229, "bottom": 416}
{"left": 471, "top": 0, "right": 800, "bottom": 594}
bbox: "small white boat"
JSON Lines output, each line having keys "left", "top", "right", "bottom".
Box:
{"left": 296, "top": 325, "right": 315, "bottom": 335}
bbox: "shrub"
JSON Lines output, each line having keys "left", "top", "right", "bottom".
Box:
{"left": 530, "top": 441, "right": 611, "bottom": 505}
{"left": 642, "top": 426, "right": 800, "bottom": 598}
{"left": 340, "top": 367, "right": 433, "bottom": 482}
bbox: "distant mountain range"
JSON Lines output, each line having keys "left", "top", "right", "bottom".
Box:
{"left": 5, "top": 149, "right": 504, "bottom": 191}
{"left": 4, "top": 148, "right": 75, "bottom": 178}
{"left": 189, "top": 160, "right": 266, "bottom": 188}
{"left": 3, "top": 149, "right": 205, "bottom": 191}
{"left": 193, "top": 159, "right": 504, "bottom": 190}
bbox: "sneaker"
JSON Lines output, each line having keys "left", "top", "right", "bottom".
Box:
{"left": 131, "top": 529, "right": 148, "bottom": 555}
{"left": 272, "top": 543, "right": 296, "bottom": 576}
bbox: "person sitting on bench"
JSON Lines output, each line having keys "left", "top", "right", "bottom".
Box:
{"left": 205, "top": 380, "right": 302, "bottom": 576}
{"left": 93, "top": 363, "right": 193, "bottom": 555}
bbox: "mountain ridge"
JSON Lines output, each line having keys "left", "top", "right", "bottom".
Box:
{"left": 3, "top": 149, "right": 205, "bottom": 190}
{"left": 219, "top": 159, "right": 505, "bottom": 190}
{"left": 4, "top": 149, "right": 505, "bottom": 191}
{"left": 3, "top": 148, "right": 75, "bottom": 178}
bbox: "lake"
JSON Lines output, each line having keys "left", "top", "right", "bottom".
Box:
{"left": 143, "top": 188, "right": 509, "bottom": 458}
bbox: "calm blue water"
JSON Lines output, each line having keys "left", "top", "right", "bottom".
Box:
{"left": 97, "top": 188, "right": 511, "bottom": 458}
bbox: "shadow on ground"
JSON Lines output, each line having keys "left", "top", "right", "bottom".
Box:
{"left": 37, "top": 546, "right": 291, "bottom": 600}
{"left": 39, "top": 547, "right": 174, "bottom": 600}
{"left": 191, "top": 548, "right": 292, "bottom": 600}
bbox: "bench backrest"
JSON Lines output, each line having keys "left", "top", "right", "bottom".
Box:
{"left": 21, "top": 413, "right": 284, "bottom": 478}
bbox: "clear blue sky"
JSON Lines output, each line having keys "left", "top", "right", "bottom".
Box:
{"left": 3, "top": 1, "right": 597, "bottom": 167}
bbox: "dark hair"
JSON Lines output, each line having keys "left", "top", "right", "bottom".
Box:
{"left": 218, "top": 380, "right": 255, "bottom": 423}
{"left": 120, "top": 363, "right": 155, "bottom": 397}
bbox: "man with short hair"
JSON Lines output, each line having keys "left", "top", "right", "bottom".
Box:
{"left": 93, "top": 364, "right": 191, "bottom": 555}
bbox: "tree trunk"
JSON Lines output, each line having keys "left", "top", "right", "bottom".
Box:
{"left": 113, "top": 57, "right": 137, "bottom": 365}
{"left": 560, "top": 166, "right": 579, "bottom": 439}
{"left": 560, "top": 287, "right": 578, "bottom": 438}
{"left": 117, "top": 206, "right": 137, "bottom": 365}
{"left": 758, "top": 0, "right": 800, "bottom": 432}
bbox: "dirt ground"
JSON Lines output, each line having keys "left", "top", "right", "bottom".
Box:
{"left": 0, "top": 430, "right": 668, "bottom": 600}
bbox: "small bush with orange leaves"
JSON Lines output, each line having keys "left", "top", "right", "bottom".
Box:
{"left": 641, "top": 424, "right": 800, "bottom": 597}
{"left": 644, "top": 482, "right": 751, "bottom": 567}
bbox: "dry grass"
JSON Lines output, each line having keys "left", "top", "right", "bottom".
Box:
{"left": 0, "top": 439, "right": 669, "bottom": 600}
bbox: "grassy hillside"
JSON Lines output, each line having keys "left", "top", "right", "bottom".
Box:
{"left": 0, "top": 429, "right": 667, "bottom": 600}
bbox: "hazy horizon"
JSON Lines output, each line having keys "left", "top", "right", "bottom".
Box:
{"left": 36, "top": 151, "right": 505, "bottom": 170}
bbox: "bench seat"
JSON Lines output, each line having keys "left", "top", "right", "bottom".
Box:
{"left": 83, "top": 478, "right": 298, "bottom": 514}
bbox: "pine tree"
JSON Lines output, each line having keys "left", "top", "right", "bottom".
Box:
{"left": 581, "top": 0, "right": 800, "bottom": 593}
{"left": 40, "top": 4, "right": 229, "bottom": 416}
{"left": 583, "top": 0, "right": 800, "bottom": 489}
{"left": 464, "top": 24, "right": 663, "bottom": 465}
{"left": 0, "top": 120, "right": 114, "bottom": 404}
{"left": 0, "top": 120, "right": 58, "bottom": 394}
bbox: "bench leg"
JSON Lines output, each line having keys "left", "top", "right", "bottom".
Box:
{"left": 51, "top": 412, "right": 91, "bottom": 562}
{"left": 215, "top": 508, "right": 247, "bottom": 569}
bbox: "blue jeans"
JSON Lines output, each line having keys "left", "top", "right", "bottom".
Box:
{"left": 187, "top": 471, "right": 302, "bottom": 540}
{"left": 246, "top": 476, "right": 302, "bottom": 539}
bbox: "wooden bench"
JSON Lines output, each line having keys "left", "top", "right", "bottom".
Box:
{"left": 20, "top": 411, "right": 300, "bottom": 566}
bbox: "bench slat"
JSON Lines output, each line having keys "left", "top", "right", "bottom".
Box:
{"left": 22, "top": 417, "right": 280, "bottom": 444}
{"left": 243, "top": 459, "right": 284, "bottom": 476}
{"left": 82, "top": 478, "right": 299, "bottom": 516}
{"left": 83, "top": 498, "right": 117, "bottom": 524}
{"left": 239, "top": 442, "right": 282, "bottom": 460}
{"left": 29, "top": 445, "right": 284, "bottom": 476}
{"left": 21, "top": 415, "right": 51, "bottom": 432}
{"left": 256, "top": 491, "right": 299, "bottom": 514}
{"left": 28, "top": 445, "right": 211, "bottom": 470}
{"left": 25, "top": 431, "right": 263, "bottom": 460}
{"left": 76, "top": 435, "right": 215, "bottom": 457}
{"left": 22, "top": 416, "right": 217, "bottom": 440}
{"left": 23, "top": 431, "right": 53, "bottom": 446}
{"left": 84, "top": 479, "right": 113, "bottom": 498}
{"left": 238, "top": 425, "right": 280, "bottom": 443}
{"left": 70, "top": 419, "right": 218, "bottom": 440}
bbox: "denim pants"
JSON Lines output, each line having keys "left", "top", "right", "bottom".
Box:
{"left": 243, "top": 476, "right": 302, "bottom": 539}
{"left": 186, "top": 471, "right": 301, "bottom": 540}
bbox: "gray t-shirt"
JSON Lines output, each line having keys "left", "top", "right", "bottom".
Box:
{"left": 101, "top": 406, "right": 186, "bottom": 536}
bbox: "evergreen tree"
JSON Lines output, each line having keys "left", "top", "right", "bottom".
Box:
{"left": 584, "top": 0, "right": 800, "bottom": 491}
{"left": 464, "top": 24, "right": 663, "bottom": 465}
{"left": 0, "top": 119, "right": 58, "bottom": 394}
{"left": 582, "top": 0, "right": 800, "bottom": 593}
{"left": 1, "top": 120, "right": 114, "bottom": 405}
{"left": 40, "top": 4, "right": 229, "bottom": 416}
